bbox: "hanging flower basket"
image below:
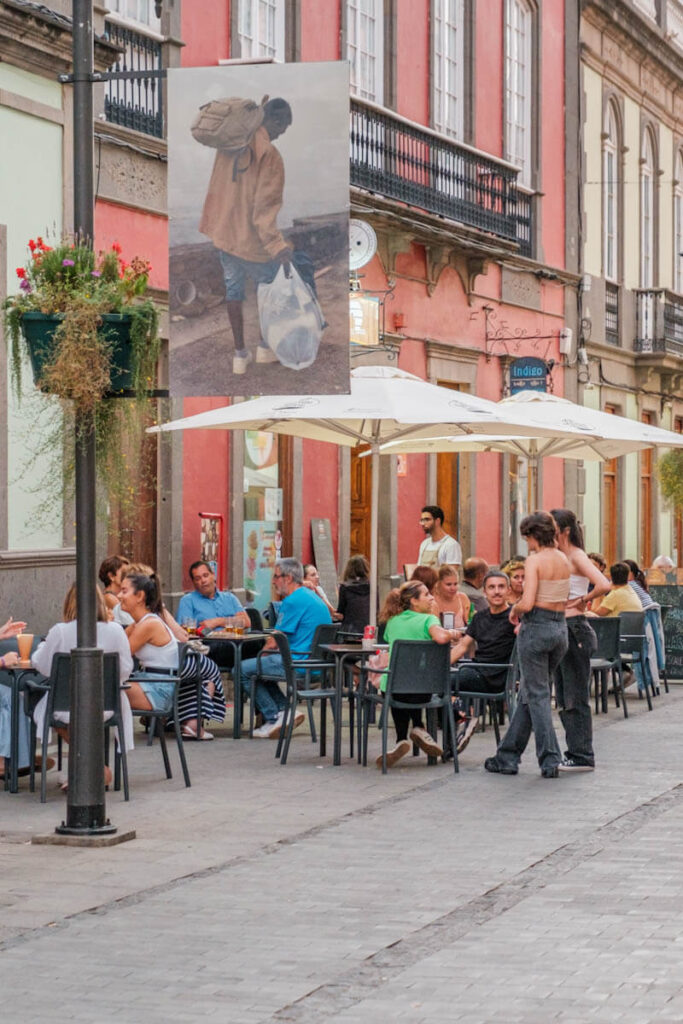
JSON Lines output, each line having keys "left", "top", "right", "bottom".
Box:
{"left": 20, "top": 310, "right": 137, "bottom": 396}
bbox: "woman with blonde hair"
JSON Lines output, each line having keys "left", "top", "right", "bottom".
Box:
{"left": 432, "top": 565, "right": 470, "bottom": 628}
{"left": 501, "top": 559, "right": 525, "bottom": 603}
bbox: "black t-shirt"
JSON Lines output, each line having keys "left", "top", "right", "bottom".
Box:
{"left": 466, "top": 606, "right": 516, "bottom": 665}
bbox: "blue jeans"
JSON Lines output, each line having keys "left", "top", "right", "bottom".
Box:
{"left": 496, "top": 608, "right": 568, "bottom": 772}
{"left": 240, "top": 654, "right": 288, "bottom": 723}
{"left": 554, "top": 616, "right": 597, "bottom": 767}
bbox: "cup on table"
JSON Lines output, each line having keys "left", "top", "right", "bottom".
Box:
{"left": 182, "top": 617, "right": 197, "bottom": 637}
{"left": 233, "top": 620, "right": 245, "bottom": 636}
{"left": 16, "top": 632, "right": 33, "bottom": 662}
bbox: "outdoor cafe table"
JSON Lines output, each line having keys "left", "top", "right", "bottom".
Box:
{"left": 202, "top": 630, "right": 269, "bottom": 739}
{"left": 319, "top": 643, "right": 386, "bottom": 766}
{"left": 0, "top": 662, "right": 40, "bottom": 794}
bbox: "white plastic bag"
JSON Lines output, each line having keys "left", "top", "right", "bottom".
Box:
{"left": 257, "top": 265, "right": 324, "bottom": 371}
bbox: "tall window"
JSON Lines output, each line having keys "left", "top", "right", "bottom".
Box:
{"left": 640, "top": 412, "right": 654, "bottom": 567}
{"left": 432, "top": 0, "right": 465, "bottom": 139}
{"left": 603, "top": 101, "right": 620, "bottom": 282}
{"left": 675, "top": 149, "right": 683, "bottom": 295}
{"left": 504, "top": 0, "right": 532, "bottom": 186}
{"left": 640, "top": 127, "right": 656, "bottom": 288}
{"left": 347, "top": 0, "right": 384, "bottom": 104}
{"left": 239, "top": 0, "right": 285, "bottom": 60}
{"left": 105, "top": 0, "right": 161, "bottom": 31}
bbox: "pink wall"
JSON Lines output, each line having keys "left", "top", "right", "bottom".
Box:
{"left": 181, "top": 0, "right": 230, "bottom": 66}
{"left": 474, "top": 0, "right": 504, "bottom": 157}
{"left": 180, "top": 399, "right": 232, "bottom": 584}
{"left": 539, "top": 1, "right": 566, "bottom": 267}
{"left": 300, "top": 439, "right": 340, "bottom": 565}
{"left": 300, "top": 0, "right": 340, "bottom": 60}
{"left": 94, "top": 202, "right": 168, "bottom": 290}
{"left": 396, "top": 0, "right": 430, "bottom": 123}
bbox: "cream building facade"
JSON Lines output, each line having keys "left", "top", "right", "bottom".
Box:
{"left": 580, "top": 0, "right": 683, "bottom": 568}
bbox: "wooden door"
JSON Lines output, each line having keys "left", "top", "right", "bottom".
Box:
{"left": 350, "top": 448, "right": 372, "bottom": 559}
{"left": 640, "top": 412, "right": 654, "bottom": 567}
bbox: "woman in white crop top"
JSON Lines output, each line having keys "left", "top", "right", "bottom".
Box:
{"left": 551, "top": 508, "right": 610, "bottom": 772}
{"left": 119, "top": 572, "right": 179, "bottom": 716}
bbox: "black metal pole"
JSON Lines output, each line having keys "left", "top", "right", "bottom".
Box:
{"left": 57, "top": 0, "right": 114, "bottom": 836}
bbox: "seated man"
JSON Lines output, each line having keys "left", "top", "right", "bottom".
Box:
{"left": 177, "top": 560, "right": 250, "bottom": 632}
{"left": 241, "top": 558, "right": 332, "bottom": 739}
{"left": 450, "top": 570, "right": 517, "bottom": 752}
{"left": 459, "top": 557, "right": 489, "bottom": 613}
{"left": 593, "top": 562, "right": 642, "bottom": 616}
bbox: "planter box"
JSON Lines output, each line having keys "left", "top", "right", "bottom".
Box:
{"left": 20, "top": 311, "right": 135, "bottom": 396}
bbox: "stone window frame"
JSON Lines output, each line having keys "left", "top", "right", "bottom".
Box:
{"left": 601, "top": 93, "right": 623, "bottom": 285}
{"left": 343, "top": 0, "right": 386, "bottom": 105}
{"left": 231, "top": 0, "right": 287, "bottom": 61}
{"left": 639, "top": 120, "right": 659, "bottom": 289}
{"left": 429, "top": 0, "right": 474, "bottom": 143}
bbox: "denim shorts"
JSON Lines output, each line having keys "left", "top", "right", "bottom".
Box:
{"left": 217, "top": 250, "right": 280, "bottom": 301}
{"left": 138, "top": 681, "right": 174, "bottom": 714}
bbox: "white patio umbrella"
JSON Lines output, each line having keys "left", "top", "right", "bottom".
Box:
{"left": 375, "top": 391, "right": 683, "bottom": 506}
{"left": 150, "top": 367, "right": 598, "bottom": 623}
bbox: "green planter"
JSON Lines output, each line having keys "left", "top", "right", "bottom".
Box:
{"left": 20, "top": 311, "right": 135, "bottom": 396}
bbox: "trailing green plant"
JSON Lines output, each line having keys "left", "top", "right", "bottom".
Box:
{"left": 3, "top": 235, "right": 161, "bottom": 526}
{"left": 657, "top": 449, "right": 683, "bottom": 510}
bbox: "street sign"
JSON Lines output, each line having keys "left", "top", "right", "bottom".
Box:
{"left": 509, "top": 356, "right": 548, "bottom": 394}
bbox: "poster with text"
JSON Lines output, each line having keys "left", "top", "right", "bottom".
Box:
{"left": 168, "top": 62, "right": 350, "bottom": 396}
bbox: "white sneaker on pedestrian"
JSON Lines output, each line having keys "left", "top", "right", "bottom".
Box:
{"left": 375, "top": 738, "right": 412, "bottom": 769}
{"left": 268, "top": 710, "right": 305, "bottom": 739}
{"left": 409, "top": 727, "right": 443, "bottom": 758}
{"left": 256, "top": 345, "right": 278, "bottom": 364}
{"left": 253, "top": 712, "right": 284, "bottom": 738}
{"left": 233, "top": 350, "right": 253, "bottom": 375}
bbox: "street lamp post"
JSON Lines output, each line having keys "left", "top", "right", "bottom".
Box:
{"left": 56, "top": 0, "right": 113, "bottom": 836}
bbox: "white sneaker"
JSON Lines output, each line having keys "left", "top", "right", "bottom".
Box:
{"left": 233, "top": 350, "right": 253, "bottom": 375}
{"left": 268, "top": 710, "right": 305, "bottom": 740}
{"left": 253, "top": 712, "right": 283, "bottom": 739}
{"left": 256, "top": 346, "right": 278, "bottom": 364}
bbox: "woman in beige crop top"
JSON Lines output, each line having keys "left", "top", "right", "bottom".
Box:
{"left": 509, "top": 522, "right": 570, "bottom": 623}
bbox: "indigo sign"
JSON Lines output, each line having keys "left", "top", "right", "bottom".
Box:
{"left": 509, "top": 357, "right": 548, "bottom": 395}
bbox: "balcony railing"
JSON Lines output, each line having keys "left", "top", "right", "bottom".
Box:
{"left": 103, "top": 20, "right": 163, "bottom": 138}
{"left": 605, "top": 282, "right": 619, "bottom": 346}
{"left": 635, "top": 289, "right": 683, "bottom": 358}
{"left": 350, "top": 99, "right": 532, "bottom": 256}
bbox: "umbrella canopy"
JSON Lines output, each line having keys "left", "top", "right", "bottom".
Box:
{"left": 149, "top": 367, "right": 603, "bottom": 623}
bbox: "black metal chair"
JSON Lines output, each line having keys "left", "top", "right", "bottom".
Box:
{"left": 618, "top": 611, "right": 655, "bottom": 711}
{"left": 29, "top": 651, "right": 129, "bottom": 802}
{"left": 129, "top": 643, "right": 192, "bottom": 787}
{"left": 246, "top": 607, "right": 265, "bottom": 631}
{"left": 361, "top": 640, "right": 457, "bottom": 774}
{"left": 589, "top": 617, "right": 626, "bottom": 717}
{"left": 451, "top": 649, "right": 518, "bottom": 748}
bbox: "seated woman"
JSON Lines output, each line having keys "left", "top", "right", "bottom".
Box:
{"left": 98, "top": 554, "right": 132, "bottom": 625}
{"left": 377, "top": 579, "right": 461, "bottom": 770}
{"left": 303, "top": 563, "right": 338, "bottom": 618}
{"left": 32, "top": 586, "right": 133, "bottom": 789}
{"left": 336, "top": 555, "right": 371, "bottom": 634}
{"left": 432, "top": 565, "right": 470, "bottom": 629}
{"left": 125, "top": 563, "right": 226, "bottom": 741}
{"left": 118, "top": 571, "right": 180, "bottom": 722}
{"left": 0, "top": 615, "right": 35, "bottom": 780}
{"left": 410, "top": 565, "right": 438, "bottom": 593}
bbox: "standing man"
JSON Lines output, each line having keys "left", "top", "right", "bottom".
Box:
{"left": 199, "top": 97, "right": 295, "bottom": 375}
{"left": 240, "top": 558, "right": 332, "bottom": 739}
{"left": 177, "top": 561, "right": 250, "bottom": 633}
{"left": 460, "top": 557, "right": 489, "bottom": 613}
{"left": 417, "top": 505, "right": 462, "bottom": 570}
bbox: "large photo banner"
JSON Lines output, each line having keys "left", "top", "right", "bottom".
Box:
{"left": 168, "top": 61, "right": 350, "bottom": 396}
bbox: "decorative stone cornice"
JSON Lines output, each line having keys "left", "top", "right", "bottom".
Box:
{"left": 0, "top": 548, "right": 75, "bottom": 569}
{"left": 0, "top": 0, "right": 120, "bottom": 77}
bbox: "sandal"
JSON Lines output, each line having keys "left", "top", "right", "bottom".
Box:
{"left": 181, "top": 726, "right": 214, "bottom": 741}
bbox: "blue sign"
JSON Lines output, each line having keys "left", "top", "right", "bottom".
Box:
{"left": 509, "top": 357, "right": 548, "bottom": 394}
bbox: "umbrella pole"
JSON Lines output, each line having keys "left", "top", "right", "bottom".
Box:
{"left": 369, "top": 442, "right": 380, "bottom": 627}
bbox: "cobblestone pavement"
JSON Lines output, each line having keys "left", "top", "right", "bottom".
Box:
{"left": 2, "top": 685, "right": 683, "bottom": 1022}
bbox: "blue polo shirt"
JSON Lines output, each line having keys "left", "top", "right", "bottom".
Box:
{"left": 276, "top": 586, "right": 331, "bottom": 659}
{"left": 177, "top": 588, "right": 244, "bottom": 624}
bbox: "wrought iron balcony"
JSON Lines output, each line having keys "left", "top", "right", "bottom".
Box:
{"left": 634, "top": 289, "right": 683, "bottom": 358}
{"left": 350, "top": 99, "right": 532, "bottom": 257}
{"left": 103, "top": 20, "right": 163, "bottom": 138}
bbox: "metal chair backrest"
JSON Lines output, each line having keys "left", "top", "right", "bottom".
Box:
{"left": 619, "top": 611, "right": 645, "bottom": 637}
{"left": 269, "top": 630, "right": 295, "bottom": 676}
{"left": 49, "top": 651, "right": 121, "bottom": 715}
{"left": 591, "top": 617, "right": 621, "bottom": 661}
{"left": 246, "top": 607, "right": 265, "bottom": 631}
{"left": 310, "top": 622, "right": 340, "bottom": 659}
{"left": 386, "top": 640, "right": 450, "bottom": 697}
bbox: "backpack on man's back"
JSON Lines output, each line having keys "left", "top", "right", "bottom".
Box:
{"left": 191, "top": 95, "right": 268, "bottom": 152}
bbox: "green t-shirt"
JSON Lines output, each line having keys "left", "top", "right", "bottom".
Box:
{"left": 381, "top": 610, "right": 440, "bottom": 692}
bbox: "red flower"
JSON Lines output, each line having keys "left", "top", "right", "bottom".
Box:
{"left": 111, "top": 242, "right": 122, "bottom": 254}
{"left": 15, "top": 267, "right": 26, "bottom": 279}
{"left": 28, "top": 239, "right": 36, "bottom": 252}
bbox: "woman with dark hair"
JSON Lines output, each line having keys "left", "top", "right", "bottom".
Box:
{"left": 336, "top": 555, "right": 371, "bottom": 634}
{"left": 485, "top": 511, "right": 570, "bottom": 779}
{"left": 119, "top": 572, "right": 180, "bottom": 718}
{"left": 551, "top": 508, "right": 610, "bottom": 773}
{"left": 623, "top": 558, "right": 654, "bottom": 609}
{"left": 377, "top": 579, "right": 460, "bottom": 769}
{"left": 98, "top": 554, "right": 130, "bottom": 615}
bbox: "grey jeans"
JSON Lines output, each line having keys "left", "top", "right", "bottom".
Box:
{"left": 554, "top": 616, "right": 597, "bottom": 767}
{"left": 496, "top": 608, "right": 568, "bottom": 772}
